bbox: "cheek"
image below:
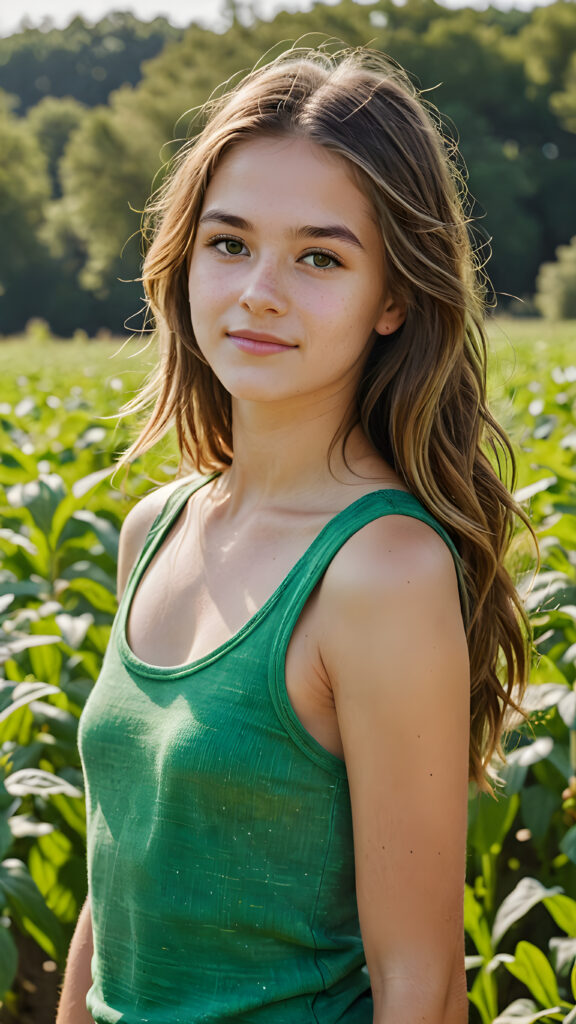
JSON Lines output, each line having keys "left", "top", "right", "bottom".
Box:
{"left": 188, "top": 267, "right": 219, "bottom": 326}
{"left": 309, "top": 287, "right": 376, "bottom": 344}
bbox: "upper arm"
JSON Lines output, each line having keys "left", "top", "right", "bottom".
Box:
{"left": 318, "top": 516, "right": 469, "bottom": 1008}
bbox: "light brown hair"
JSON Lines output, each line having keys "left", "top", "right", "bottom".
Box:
{"left": 116, "top": 47, "right": 532, "bottom": 792}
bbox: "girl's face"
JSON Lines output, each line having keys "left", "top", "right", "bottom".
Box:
{"left": 188, "top": 135, "right": 403, "bottom": 408}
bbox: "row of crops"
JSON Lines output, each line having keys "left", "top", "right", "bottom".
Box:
{"left": 0, "top": 320, "right": 575, "bottom": 1022}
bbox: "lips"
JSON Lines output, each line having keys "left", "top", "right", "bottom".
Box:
{"left": 227, "top": 329, "right": 295, "bottom": 347}
{"left": 226, "top": 329, "right": 297, "bottom": 356}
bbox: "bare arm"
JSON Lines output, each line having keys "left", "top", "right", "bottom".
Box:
{"left": 56, "top": 898, "right": 94, "bottom": 1024}
{"left": 319, "top": 516, "right": 470, "bottom": 1024}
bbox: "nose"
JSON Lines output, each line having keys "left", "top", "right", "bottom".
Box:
{"left": 238, "top": 258, "right": 288, "bottom": 316}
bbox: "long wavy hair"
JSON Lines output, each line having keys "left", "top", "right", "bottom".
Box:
{"left": 116, "top": 47, "right": 532, "bottom": 792}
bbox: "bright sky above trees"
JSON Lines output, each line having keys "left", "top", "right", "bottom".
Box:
{"left": 0, "top": 0, "right": 558, "bottom": 38}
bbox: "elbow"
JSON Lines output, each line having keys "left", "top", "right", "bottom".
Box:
{"left": 372, "top": 963, "right": 468, "bottom": 1024}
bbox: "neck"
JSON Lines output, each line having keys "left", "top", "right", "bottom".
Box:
{"left": 214, "top": 392, "right": 375, "bottom": 517}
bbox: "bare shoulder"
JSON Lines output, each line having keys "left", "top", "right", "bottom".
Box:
{"left": 116, "top": 473, "right": 199, "bottom": 600}
{"left": 321, "top": 511, "right": 460, "bottom": 611}
{"left": 316, "top": 511, "right": 466, "bottom": 696}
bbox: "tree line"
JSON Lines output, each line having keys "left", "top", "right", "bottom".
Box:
{"left": 1, "top": 0, "right": 576, "bottom": 336}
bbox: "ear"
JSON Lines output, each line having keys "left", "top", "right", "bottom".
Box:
{"left": 374, "top": 294, "right": 406, "bottom": 336}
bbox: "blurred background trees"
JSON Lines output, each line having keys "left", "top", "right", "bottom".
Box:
{"left": 1, "top": 0, "right": 576, "bottom": 335}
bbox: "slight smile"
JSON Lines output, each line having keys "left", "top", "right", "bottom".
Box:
{"left": 227, "top": 330, "right": 297, "bottom": 356}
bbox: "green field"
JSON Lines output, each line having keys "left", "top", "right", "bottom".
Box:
{"left": 0, "top": 318, "right": 575, "bottom": 1023}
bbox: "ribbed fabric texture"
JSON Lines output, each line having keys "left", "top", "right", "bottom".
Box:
{"left": 78, "top": 476, "right": 464, "bottom": 1024}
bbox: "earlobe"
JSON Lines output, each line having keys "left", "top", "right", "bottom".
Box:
{"left": 375, "top": 296, "right": 406, "bottom": 336}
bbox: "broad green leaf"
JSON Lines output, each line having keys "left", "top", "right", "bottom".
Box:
{"left": 561, "top": 826, "right": 576, "bottom": 865}
{"left": 28, "top": 636, "right": 63, "bottom": 688}
{"left": 492, "top": 878, "right": 563, "bottom": 947}
{"left": 6, "top": 475, "right": 67, "bottom": 536}
{"left": 28, "top": 831, "right": 80, "bottom": 924}
{"left": 0, "top": 924, "right": 18, "bottom": 1000}
{"left": 545, "top": 895, "right": 576, "bottom": 938}
{"left": 464, "top": 884, "right": 493, "bottom": 958}
{"left": 28, "top": 701, "right": 78, "bottom": 745}
{"left": 0, "top": 702, "right": 33, "bottom": 744}
{"left": 85, "top": 622, "right": 111, "bottom": 655}
{"left": 521, "top": 786, "right": 559, "bottom": 841}
{"left": 541, "top": 741, "right": 571, "bottom": 782}
{"left": 0, "top": 445, "right": 39, "bottom": 481}
{"left": 531, "top": 653, "right": 574, "bottom": 687}
{"left": 64, "top": 577, "right": 117, "bottom": 614}
{"left": 71, "top": 510, "right": 119, "bottom": 558}
{"left": 0, "top": 633, "right": 61, "bottom": 663}
{"left": 38, "top": 829, "right": 73, "bottom": 869}
{"left": 468, "top": 791, "right": 520, "bottom": 854}
{"left": 72, "top": 464, "right": 116, "bottom": 498}
{"left": 29, "top": 840, "right": 56, "bottom": 897}
{"left": 0, "top": 579, "right": 47, "bottom": 599}
{"left": 502, "top": 760, "right": 530, "bottom": 796}
{"left": 0, "top": 530, "right": 37, "bottom": 555}
{"left": 515, "top": 477, "right": 558, "bottom": 503}
{"left": 0, "top": 817, "right": 12, "bottom": 859}
{"left": 42, "top": 876, "right": 78, "bottom": 925}
{"left": 505, "top": 941, "right": 562, "bottom": 1009}
{"left": 3, "top": 738, "right": 45, "bottom": 773}
{"left": 50, "top": 491, "right": 82, "bottom": 550}
{"left": 50, "top": 792, "right": 86, "bottom": 838}
{"left": 0, "top": 858, "right": 65, "bottom": 961}
{"left": 0, "top": 680, "right": 59, "bottom": 723}
{"left": 468, "top": 965, "right": 498, "bottom": 1024}
{"left": 0, "top": 778, "right": 14, "bottom": 813}
{"left": 58, "top": 559, "right": 116, "bottom": 591}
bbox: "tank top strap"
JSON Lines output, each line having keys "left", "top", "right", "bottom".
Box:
{"left": 276, "top": 488, "right": 469, "bottom": 642}
{"left": 267, "top": 488, "right": 469, "bottom": 776}
{"left": 121, "top": 473, "right": 219, "bottom": 597}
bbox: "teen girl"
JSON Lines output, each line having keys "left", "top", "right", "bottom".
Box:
{"left": 57, "top": 47, "right": 529, "bottom": 1024}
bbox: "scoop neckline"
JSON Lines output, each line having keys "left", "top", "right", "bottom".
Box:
{"left": 116, "top": 482, "right": 415, "bottom": 680}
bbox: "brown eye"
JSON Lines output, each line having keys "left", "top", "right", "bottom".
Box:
{"left": 224, "top": 239, "right": 244, "bottom": 255}
{"left": 211, "top": 237, "right": 247, "bottom": 256}
{"left": 302, "top": 251, "right": 340, "bottom": 269}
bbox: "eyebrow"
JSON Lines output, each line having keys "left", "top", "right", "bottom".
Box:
{"left": 197, "top": 209, "right": 365, "bottom": 250}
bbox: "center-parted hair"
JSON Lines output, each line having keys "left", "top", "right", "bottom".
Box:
{"left": 117, "top": 48, "right": 532, "bottom": 792}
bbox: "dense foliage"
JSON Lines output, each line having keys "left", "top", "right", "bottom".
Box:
{"left": 0, "top": 0, "right": 576, "bottom": 334}
{"left": 0, "top": 319, "right": 575, "bottom": 1021}
{"left": 0, "top": 12, "right": 182, "bottom": 111}
{"left": 536, "top": 237, "right": 576, "bottom": 321}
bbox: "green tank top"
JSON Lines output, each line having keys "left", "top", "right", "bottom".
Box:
{"left": 78, "top": 475, "right": 464, "bottom": 1024}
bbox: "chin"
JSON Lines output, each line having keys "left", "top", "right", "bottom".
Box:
{"left": 209, "top": 368, "right": 296, "bottom": 404}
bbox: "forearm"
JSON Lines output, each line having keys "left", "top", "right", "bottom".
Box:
{"left": 56, "top": 897, "right": 95, "bottom": 1024}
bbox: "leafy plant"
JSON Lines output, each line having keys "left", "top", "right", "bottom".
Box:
{"left": 0, "top": 321, "right": 575, "bottom": 1020}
